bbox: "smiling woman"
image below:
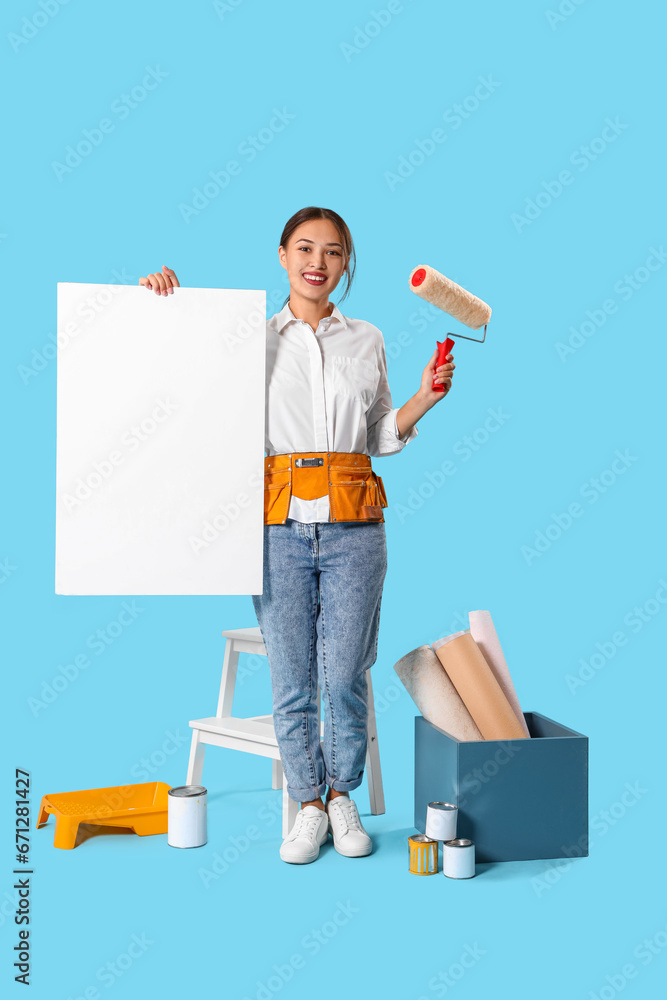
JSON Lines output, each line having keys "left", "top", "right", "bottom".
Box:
{"left": 137, "top": 204, "right": 456, "bottom": 866}
{"left": 277, "top": 206, "right": 355, "bottom": 313}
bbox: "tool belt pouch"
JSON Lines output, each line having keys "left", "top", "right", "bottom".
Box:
{"left": 264, "top": 452, "right": 388, "bottom": 525}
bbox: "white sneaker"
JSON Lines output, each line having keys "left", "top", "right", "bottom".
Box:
{"left": 280, "top": 805, "right": 329, "bottom": 864}
{"left": 326, "top": 796, "right": 372, "bottom": 857}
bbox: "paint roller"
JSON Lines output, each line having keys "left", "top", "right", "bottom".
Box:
{"left": 409, "top": 265, "right": 492, "bottom": 392}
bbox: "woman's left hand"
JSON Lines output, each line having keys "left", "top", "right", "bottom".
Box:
{"left": 420, "top": 349, "right": 455, "bottom": 401}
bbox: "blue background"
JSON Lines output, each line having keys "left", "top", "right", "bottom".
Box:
{"left": 3, "top": 1, "right": 666, "bottom": 997}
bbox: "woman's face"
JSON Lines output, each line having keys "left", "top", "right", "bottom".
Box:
{"left": 279, "top": 218, "right": 347, "bottom": 303}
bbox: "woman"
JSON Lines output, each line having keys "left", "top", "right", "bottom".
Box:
{"left": 139, "top": 206, "right": 455, "bottom": 864}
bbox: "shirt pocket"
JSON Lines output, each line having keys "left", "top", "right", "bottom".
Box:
{"left": 328, "top": 355, "right": 380, "bottom": 408}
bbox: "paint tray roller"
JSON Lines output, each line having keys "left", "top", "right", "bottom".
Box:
{"left": 408, "top": 264, "right": 492, "bottom": 392}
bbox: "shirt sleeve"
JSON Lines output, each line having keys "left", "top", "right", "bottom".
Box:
{"left": 366, "top": 331, "right": 419, "bottom": 457}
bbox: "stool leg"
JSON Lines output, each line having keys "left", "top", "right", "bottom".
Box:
{"left": 272, "top": 759, "right": 283, "bottom": 790}
{"left": 282, "top": 775, "right": 299, "bottom": 839}
{"left": 365, "top": 668, "right": 385, "bottom": 815}
{"left": 186, "top": 730, "right": 206, "bottom": 786}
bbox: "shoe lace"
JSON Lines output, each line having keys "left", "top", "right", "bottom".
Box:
{"left": 291, "top": 810, "right": 323, "bottom": 840}
{"left": 330, "top": 798, "right": 362, "bottom": 833}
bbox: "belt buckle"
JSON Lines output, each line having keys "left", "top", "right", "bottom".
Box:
{"left": 294, "top": 457, "right": 323, "bottom": 467}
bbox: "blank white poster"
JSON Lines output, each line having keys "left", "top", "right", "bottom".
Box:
{"left": 55, "top": 283, "right": 266, "bottom": 595}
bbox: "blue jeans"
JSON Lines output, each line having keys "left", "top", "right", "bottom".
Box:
{"left": 251, "top": 518, "right": 388, "bottom": 803}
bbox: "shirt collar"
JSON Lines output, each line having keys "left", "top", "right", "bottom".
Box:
{"left": 275, "top": 300, "right": 348, "bottom": 333}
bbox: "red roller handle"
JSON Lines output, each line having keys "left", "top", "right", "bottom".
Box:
{"left": 433, "top": 337, "right": 455, "bottom": 392}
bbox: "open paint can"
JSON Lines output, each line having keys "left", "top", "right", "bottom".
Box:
{"left": 425, "top": 801, "right": 457, "bottom": 841}
{"left": 168, "top": 785, "right": 207, "bottom": 848}
{"left": 408, "top": 834, "right": 438, "bottom": 875}
{"left": 443, "top": 838, "right": 475, "bottom": 879}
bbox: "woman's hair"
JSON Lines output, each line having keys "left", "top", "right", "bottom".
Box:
{"left": 279, "top": 206, "right": 356, "bottom": 309}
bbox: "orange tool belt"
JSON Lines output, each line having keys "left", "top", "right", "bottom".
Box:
{"left": 264, "top": 452, "right": 388, "bottom": 525}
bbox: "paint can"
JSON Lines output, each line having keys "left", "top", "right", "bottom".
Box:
{"left": 442, "top": 838, "right": 475, "bottom": 879}
{"left": 408, "top": 834, "right": 438, "bottom": 875}
{"left": 425, "top": 801, "right": 458, "bottom": 841}
{"left": 168, "top": 785, "right": 207, "bottom": 848}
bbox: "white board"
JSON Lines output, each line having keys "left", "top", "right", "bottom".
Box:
{"left": 55, "top": 283, "right": 266, "bottom": 595}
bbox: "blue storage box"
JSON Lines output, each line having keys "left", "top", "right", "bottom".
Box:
{"left": 414, "top": 712, "right": 589, "bottom": 863}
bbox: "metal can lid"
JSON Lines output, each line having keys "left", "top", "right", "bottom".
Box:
{"left": 168, "top": 785, "right": 207, "bottom": 797}
{"left": 428, "top": 801, "right": 457, "bottom": 811}
{"left": 444, "top": 838, "right": 473, "bottom": 848}
{"left": 410, "top": 834, "right": 437, "bottom": 844}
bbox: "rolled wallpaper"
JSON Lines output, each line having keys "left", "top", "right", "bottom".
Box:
{"left": 431, "top": 632, "right": 529, "bottom": 741}
{"left": 468, "top": 610, "right": 530, "bottom": 737}
{"left": 393, "top": 645, "right": 483, "bottom": 742}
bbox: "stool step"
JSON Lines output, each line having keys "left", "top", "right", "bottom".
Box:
{"left": 219, "top": 626, "right": 267, "bottom": 656}
{"left": 189, "top": 715, "right": 278, "bottom": 746}
{"left": 189, "top": 714, "right": 325, "bottom": 746}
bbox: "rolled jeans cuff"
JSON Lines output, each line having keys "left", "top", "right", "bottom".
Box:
{"left": 287, "top": 777, "right": 328, "bottom": 803}
{"left": 326, "top": 770, "right": 364, "bottom": 793}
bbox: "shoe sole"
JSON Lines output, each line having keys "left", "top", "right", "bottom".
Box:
{"left": 280, "top": 825, "right": 329, "bottom": 864}
{"left": 328, "top": 822, "right": 372, "bottom": 857}
{"left": 280, "top": 849, "right": 320, "bottom": 864}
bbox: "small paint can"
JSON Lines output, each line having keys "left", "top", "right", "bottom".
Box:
{"left": 442, "top": 838, "right": 475, "bottom": 879}
{"left": 168, "top": 785, "right": 207, "bottom": 849}
{"left": 408, "top": 834, "right": 438, "bottom": 875}
{"left": 425, "top": 801, "right": 458, "bottom": 842}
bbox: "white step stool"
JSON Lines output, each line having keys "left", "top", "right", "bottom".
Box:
{"left": 186, "top": 626, "right": 386, "bottom": 839}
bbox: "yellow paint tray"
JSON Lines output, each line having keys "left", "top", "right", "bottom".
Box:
{"left": 36, "top": 781, "right": 172, "bottom": 850}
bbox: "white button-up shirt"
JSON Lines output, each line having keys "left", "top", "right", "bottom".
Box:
{"left": 265, "top": 300, "right": 419, "bottom": 522}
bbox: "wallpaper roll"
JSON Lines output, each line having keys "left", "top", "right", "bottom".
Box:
{"left": 468, "top": 610, "right": 530, "bottom": 737}
{"left": 393, "top": 645, "right": 483, "bottom": 742}
{"left": 431, "top": 629, "right": 470, "bottom": 651}
{"left": 432, "top": 633, "right": 529, "bottom": 741}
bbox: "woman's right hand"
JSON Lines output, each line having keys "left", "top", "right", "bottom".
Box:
{"left": 139, "top": 265, "right": 180, "bottom": 296}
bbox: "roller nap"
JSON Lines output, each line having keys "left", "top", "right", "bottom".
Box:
{"left": 409, "top": 264, "right": 491, "bottom": 330}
